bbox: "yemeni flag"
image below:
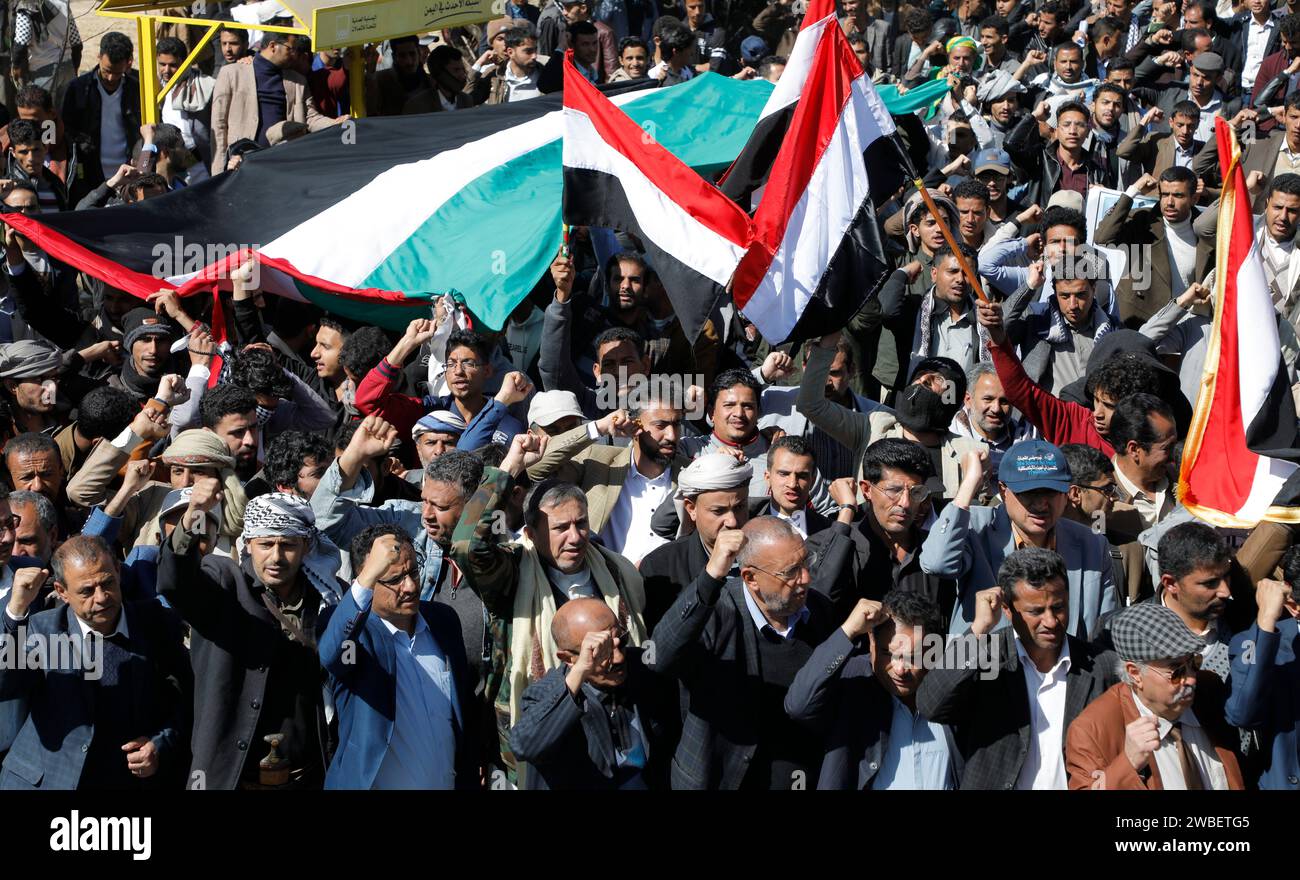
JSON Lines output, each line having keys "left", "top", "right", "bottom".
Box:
{"left": 718, "top": 0, "right": 840, "bottom": 205}
{"left": 560, "top": 52, "right": 753, "bottom": 343}
{"left": 729, "top": 10, "right": 899, "bottom": 345}
{"left": 1177, "top": 116, "right": 1300, "bottom": 528}
{"left": 0, "top": 76, "right": 770, "bottom": 332}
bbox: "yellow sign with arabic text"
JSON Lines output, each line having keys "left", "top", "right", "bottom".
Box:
{"left": 313, "top": 0, "right": 497, "bottom": 49}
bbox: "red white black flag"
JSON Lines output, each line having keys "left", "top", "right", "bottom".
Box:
{"left": 1178, "top": 116, "right": 1300, "bottom": 527}
{"left": 560, "top": 51, "right": 752, "bottom": 344}
{"left": 728, "top": 12, "right": 897, "bottom": 344}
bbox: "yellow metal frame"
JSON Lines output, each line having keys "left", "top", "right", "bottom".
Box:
{"left": 97, "top": 0, "right": 494, "bottom": 123}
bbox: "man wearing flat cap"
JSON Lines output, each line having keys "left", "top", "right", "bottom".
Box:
{"left": 1065, "top": 603, "right": 1244, "bottom": 789}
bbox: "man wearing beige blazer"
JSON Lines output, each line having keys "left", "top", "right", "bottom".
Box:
{"left": 210, "top": 31, "right": 340, "bottom": 174}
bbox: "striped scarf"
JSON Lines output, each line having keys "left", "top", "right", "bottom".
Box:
{"left": 914, "top": 288, "right": 991, "bottom": 366}
{"left": 1044, "top": 298, "right": 1113, "bottom": 346}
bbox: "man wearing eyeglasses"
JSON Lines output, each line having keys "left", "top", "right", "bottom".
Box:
{"left": 651, "top": 516, "right": 838, "bottom": 789}
{"left": 1059, "top": 443, "right": 1149, "bottom": 603}
{"left": 319, "top": 527, "right": 478, "bottom": 789}
{"left": 354, "top": 320, "right": 527, "bottom": 451}
{"left": 1066, "top": 603, "right": 1244, "bottom": 789}
{"left": 511, "top": 597, "right": 665, "bottom": 789}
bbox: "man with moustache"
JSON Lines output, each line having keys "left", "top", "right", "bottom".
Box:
{"left": 318, "top": 527, "right": 478, "bottom": 789}
{"left": 651, "top": 516, "right": 837, "bottom": 789}
{"left": 1067, "top": 604, "right": 1244, "bottom": 789}
{"left": 639, "top": 453, "right": 751, "bottom": 631}
{"left": 110, "top": 309, "right": 178, "bottom": 405}
{"left": 786, "top": 590, "right": 957, "bottom": 789}
{"left": 949, "top": 363, "right": 1036, "bottom": 477}
{"left": 451, "top": 433, "right": 648, "bottom": 782}
{"left": 917, "top": 547, "right": 1118, "bottom": 789}
{"left": 1143, "top": 523, "right": 1238, "bottom": 682}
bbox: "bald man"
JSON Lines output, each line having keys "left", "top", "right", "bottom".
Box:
{"left": 510, "top": 598, "right": 667, "bottom": 789}
{"left": 650, "top": 516, "right": 839, "bottom": 789}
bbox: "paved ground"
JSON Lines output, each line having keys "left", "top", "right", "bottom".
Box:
{"left": 71, "top": 0, "right": 138, "bottom": 74}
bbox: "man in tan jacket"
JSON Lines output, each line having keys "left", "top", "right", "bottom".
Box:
{"left": 1065, "top": 604, "right": 1245, "bottom": 790}
{"left": 209, "top": 31, "right": 341, "bottom": 174}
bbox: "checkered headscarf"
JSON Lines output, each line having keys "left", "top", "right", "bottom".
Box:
{"left": 241, "top": 492, "right": 316, "bottom": 541}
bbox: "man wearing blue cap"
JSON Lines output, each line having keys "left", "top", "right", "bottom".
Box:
{"left": 919, "top": 438, "right": 1122, "bottom": 639}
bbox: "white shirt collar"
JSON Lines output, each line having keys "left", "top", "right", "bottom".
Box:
{"left": 1013, "top": 627, "right": 1071, "bottom": 676}
{"left": 1131, "top": 684, "right": 1199, "bottom": 734}
{"left": 75, "top": 606, "right": 130, "bottom": 641}
{"left": 773, "top": 507, "right": 808, "bottom": 537}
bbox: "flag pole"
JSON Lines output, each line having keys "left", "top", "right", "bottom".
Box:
{"left": 888, "top": 134, "right": 990, "bottom": 304}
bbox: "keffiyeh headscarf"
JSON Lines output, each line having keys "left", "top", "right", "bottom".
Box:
{"left": 0, "top": 339, "right": 61, "bottom": 379}
{"left": 976, "top": 69, "right": 1025, "bottom": 104}
{"left": 241, "top": 492, "right": 316, "bottom": 539}
{"left": 238, "top": 492, "right": 346, "bottom": 605}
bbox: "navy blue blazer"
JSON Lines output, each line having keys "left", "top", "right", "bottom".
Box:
{"left": 785, "top": 628, "right": 959, "bottom": 790}
{"left": 317, "top": 589, "right": 478, "bottom": 790}
{"left": 1227, "top": 620, "right": 1300, "bottom": 790}
{"left": 0, "top": 601, "right": 190, "bottom": 790}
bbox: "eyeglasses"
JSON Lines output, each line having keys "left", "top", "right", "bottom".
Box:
{"left": 1146, "top": 654, "right": 1202, "bottom": 682}
{"left": 870, "top": 483, "right": 932, "bottom": 505}
{"left": 747, "top": 551, "right": 819, "bottom": 584}
{"left": 1073, "top": 482, "right": 1119, "bottom": 500}
{"left": 375, "top": 567, "right": 420, "bottom": 590}
{"left": 445, "top": 358, "right": 482, "bottom": 373}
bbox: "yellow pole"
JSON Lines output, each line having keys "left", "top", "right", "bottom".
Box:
{"left": 157, "top": 23, "right": 218, "bottom": 104}
{"left": 348, "top": 45, "right": 366, "bottom": 118}
{"left": 137, "top": 15, "right": 158, "bottom": 124}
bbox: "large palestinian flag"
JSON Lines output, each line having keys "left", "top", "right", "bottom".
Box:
{"left": 0, "top": 75, "right": 771, "bottom": 332}
{"left": 1178, "top": 116, "right": 1300, "bottom": 528}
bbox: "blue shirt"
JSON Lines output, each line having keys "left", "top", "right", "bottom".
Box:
{"left": 871, "top": 696, "right": 955, "bottom": 790}
{"left": 351, "top": 583, "right": 460, "bottom": 790}
{"left": 741, "top": 583, "right": 810, "bottom": 639}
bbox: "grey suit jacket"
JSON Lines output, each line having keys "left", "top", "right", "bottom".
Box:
{"left": 919, "top": 503, "right": 1122, "bottom": 641}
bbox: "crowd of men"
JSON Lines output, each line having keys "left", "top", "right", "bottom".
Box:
{"left": 0, "top": 0, "right": 1298, "bottom": 792}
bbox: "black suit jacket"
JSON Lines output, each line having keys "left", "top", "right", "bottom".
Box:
{"left": 650, "top": 570, "right": 837, "bottom": 789}
{"left": 786, "top": 627, "right": 960, "bottom": 789}
{"left": 915, "top": 629, "right": 1118, "bottom": 790}
{"left": 157, "top": 536, "right": 333, "bottom": 790}
{"left": 510, "top": 646, "right": 668, "bottom": 789}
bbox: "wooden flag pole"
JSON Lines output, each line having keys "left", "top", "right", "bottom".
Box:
{"left": 910, "top": 177, "right": 990, "bottom": 304}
